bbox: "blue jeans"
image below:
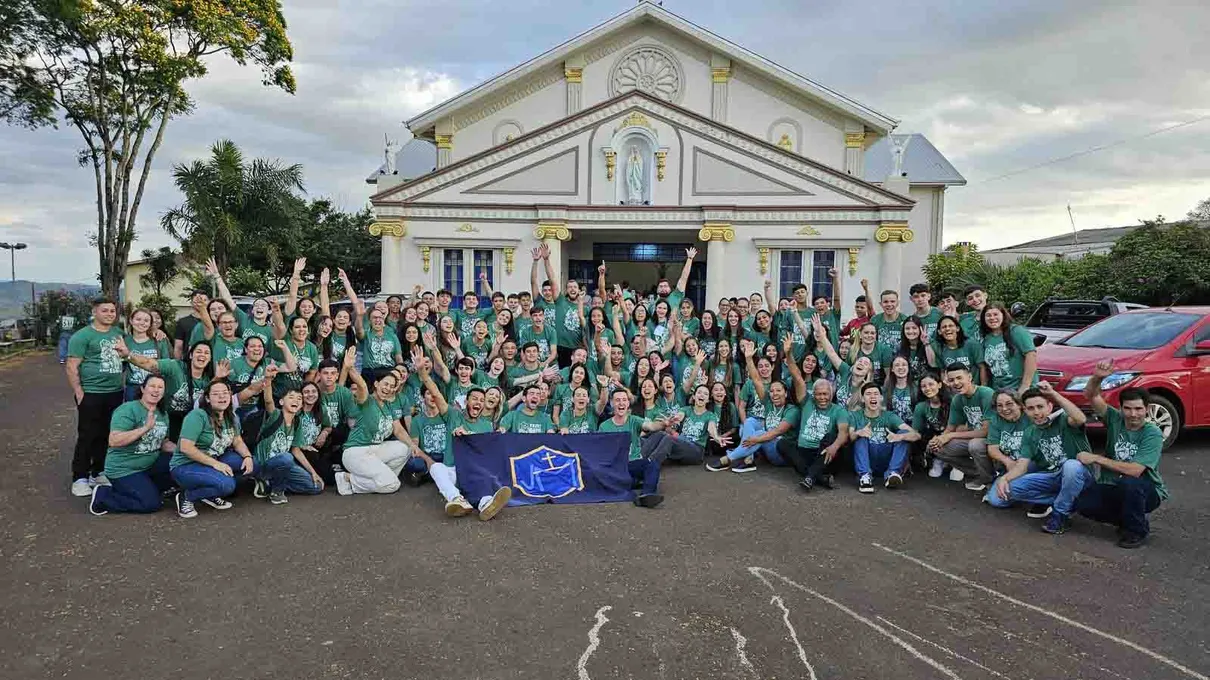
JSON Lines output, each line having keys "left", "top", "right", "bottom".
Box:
{"left": 727, "top": 417, "right": 785, "bottom": 464}
{"left": 984, "top": 459, "right": 1093, "bottom": 516}
{"left": 58, "top": 331, "right": 72, "bottom": 363}
{"left": 94, "top": 452, "right": 173, "bottom": 513}
{"left": 854, "top": 439, "right": 909, "bottom": 479}
{"left": 1075, "top": 476, "right": 1161, "bottom": 537}
{"left": 171, "top": 451, "right": 246, "bottom": 502}
{"left": 258, "top": 454, "right": 323, "bottom": 494}
{"left": 629, "top": 457, "right": 662, "bottom": 496}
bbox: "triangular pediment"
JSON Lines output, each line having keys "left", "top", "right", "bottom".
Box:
{"left": 373, "top": 92, "right": 912, "bottom": 208}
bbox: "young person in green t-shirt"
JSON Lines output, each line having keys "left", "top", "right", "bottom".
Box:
{"left": 848, "top": 382, "right": 920, "bottom": 493}
{"left": 66, "top": 297, "right": 129, "bottom": 497}
{"left": 930, "top": 364, "right": 994, "bottom": 490}
{"left": 908, "top": 283, "right": 943, "bottom": 341}
{"left": 333, "top": 368, "right": 423, "bottom": 496}
{"left": 170, "top": 380, "right": 256, "bottom": 518}
{"left": 986, "top": 382, "right": 1091, "bottom": 534}
{"left": 498, "top": 385, "right": 557, "bottom": 434}
{"left": 598, "top": 390, "right": 665, "bottom": 508}
{"left": 250, "top": 385, "right": 325, "bottom": 505}
{"left": 960, "top": 285, "right": 988, "bottom": 343}
{"left": 88, "top": 374, "right": 176, "bottom": 516}
{"left": 870, "top": 289, "right": 906, "bottom": 353}
{"left": 980, "top": 303, "right": 1038, "bottom": 393}
{"left": 558, "top": 384, "right": 608, "bottom": 434}
{"left": 1073, "top": 359, "right": 1168, "bottom": 548}
{"left": 707, "top": 370, "right": 795, "bottom": 473}
{"left": 427, "top": 384, "right": 513, "bottom": 521}
{"left": 932, "top": 315, "right": 984, "bottom": 385}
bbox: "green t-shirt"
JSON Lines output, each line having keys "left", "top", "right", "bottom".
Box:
{"left": 444, "top": 379, "right": 478, "bottom": 412}
{"left": 319, "top": 385, "right": 359, "bottom": 426}
{"left": 553, "top": 295, "right": 585, "bottom": 349}
{"left": 411, "top": 409, "right": 452, "bottom": 460}
{"left": 157, "top": 359, "right": 209, "bottom": 415}
{"left": 987, "top": 413, "right": 1029, "bottom": 460}
{"left": 172, "top": 408, "right": 240, "bottom": 468}
{"left": 739, "top": 378, "right": 771, "bottom": 420}
{"left": 507, "top": 363, "right": 543, "bottom": 390}
{"left": 104, "top": 401, "right": 169, "bottom": 479}
{"left": 599, "top": 415, "right": 646, "bottom": 461}
{"left": 871, "top": 312, "right": 905, "bottom": 352}
{"left": 677, "top": 406, "right": 718, "bottom": 447}
{"left": 1102, "top": 406, "right": 1167, "bottom": 499}
{"left": 911, "top": 401, "right": 946, "bottom": 436}
{"left": 776, "top": 308, "right": 816, "bottom": 362}
{"left": 359, "top": 328, "right": 401, "bottom": 370}
{"left": 461, "top": 336, "right": 492, "bottom": 370}
{"left": 559, "top": 408, "right": 599, "bottom": 434}
{"left": 982, "top": 325, "right": 1037, "bottom": 391}
{"left": 228, "top": 356, "right": 269, "bottom": 387}
{"left": 885, "top": 385, "right": 915, "bottom": 422}
{"left": 499, "top": 408, "right": 555, "bottom": 434}
{"left": 1021, "top": 414, "right": 1090, "bottom": 472}
{"left": 848, "top": 409, "right": 906, "bottom": 445}
{"left": 933, "top": 340, "right": 985, "bottom": 383}
{"left": 554, "top": 382, "right": 597, "bottom": 417}
{"left": 68, "top": 325, "right": 125, "bottom": 393}
{"left": 272, "top": 339, "right": 320, "bottom": 394}
{"left": 680, "top": 316, "right": 701, "bottom": 338}
{"left": 798, "top": 402, "right": 848, "bottom": 449}
{"left": 124, "top": 335, "right": 164, "bottom": 388}
{"left": 296, "top": 410, "right": 327, "bottom": 449}
{"left": 761, "top": 403, "right": 800, "bottom": 440}
{"left": 453, "top": 308, "right": 489, "bottom": 337}
{"left": 252, "top": 410, "right": 302, "bottom": 464}
{"left": 345, "top": 397, "right": 396, "bottom": 448}
{"left": 959, "top": 310, "right": 983, "bottom": 343}
{"left": 852, "top": 344, "right": 892, "bottom": 384}
{"left": 949, "top": 386, "right": 995, "bottom": 430}
{"left": 241, "top": 318, "right": 275, "bottom": 347}
{"left": 654, "top": 393, "right": 683, "bottom": 421}
{"left": 912, "top": 308, "right": 943, "bottom": 342}
{"left": 517, "top": 322, "right": 558, "bottom": 363}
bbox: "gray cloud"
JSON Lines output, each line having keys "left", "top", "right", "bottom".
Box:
{"left": 3, "top": 0, "right": 1209, "bottom": 283}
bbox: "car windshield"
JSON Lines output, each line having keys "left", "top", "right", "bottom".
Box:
{"left": 1061, "top": 312, "right": 1199, "bottom": 350}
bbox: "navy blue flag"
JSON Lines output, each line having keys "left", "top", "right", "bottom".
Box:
{"left": 453, "top": 433, "right": 634, "bottom": 506}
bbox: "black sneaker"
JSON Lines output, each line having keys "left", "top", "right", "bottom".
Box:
{"left": 731, "top": 459, "right": 757, "bottom": 474}
{"left": 1041, "top": 512, "right": 1070, "bottom": 535}
{"left": 402, "top": 470, "right": 425, "bottom": 487}
{"left": 1026, "top": 504, "right": 1053, "bottom": 519}
{"left": 1116, "top": 532, "right": 1147, "bottom": 549}
{"left": 816, "top": 474, "right": 836, "bottom": 489}
{"left": 705, "top": 459, "right": 730, "bottom": 472}
{"left": 858, "top": 474, "right": 874, "bottom": 494}
{"left": 798, "top": 476, "right": 814, "bottom": 492}
{"left": 635, "top": 493, "right": 664, "bottom": 508}
{"left": 885, "top": 472, "right": 904, "bottom": 489}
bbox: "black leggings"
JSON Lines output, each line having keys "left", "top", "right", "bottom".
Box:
{"left": 776, "top": 435, "right": 838, "bottom": 481}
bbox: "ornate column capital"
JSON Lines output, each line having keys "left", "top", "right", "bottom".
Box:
{"left": 697, "top": 222, "right": 734, "bottom": 242}
{"left": 711, "top": 66, "right": 731, "bottom": 83}
{"left": 534, "top": 221, "right": 572, "bottom": 241}
{"left": 435, "top": 134, "right": 453, "bottom": 150}
{"left": 845, "top": 131, "right": 866, "bottom": 149}
{"left": 874, "top": 222, "right": 914, "bottom": 243}
{"left": 368, "top": 219, "right": 406, "bottom": 238}
{"left": 564, "top": 66, "right": 583, "bottom": 83}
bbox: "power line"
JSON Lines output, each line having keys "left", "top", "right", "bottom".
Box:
{"left": 975, "top": 113, "right": 1210, "bottom": 185}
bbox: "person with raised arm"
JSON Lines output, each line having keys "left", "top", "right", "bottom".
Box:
{"left": 984, "top": 382, "right": 1091, "bottom": 534}
{"left": 1072, "top": 359, "right": 1167, "bottom": 548}
{"left": 841, "top": 278, "right": 873, "bottom": 341}
{"left": 87, "top": 375, "right": 176, "bottom": 516}
{"left": 284, "top": 257, "right": 320, "bottom": 330}
{"left": 498, "top": 385, "right": 557, "bottom": 434}
{"left": 333, "top": 365, "right": 414, "bottom": 496}
{"left": 777, "top": 377, "right": 849, "bottom": 492}
{"left": 248, "top": 384, "right": 324, "bottom": 504}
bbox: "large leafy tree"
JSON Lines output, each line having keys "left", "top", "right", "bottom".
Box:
{"left": 0, "top": 0, "right": 295, "bottom": 296}
{"left": 161, "top": 138, "right": 304, "bottom": 274}
{"left": 136, "top": 245, "right": 178, "bottom": 296}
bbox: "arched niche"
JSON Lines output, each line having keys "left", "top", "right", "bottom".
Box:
{"left": 492, "top": 119, "right": 524, "bottom": 146}
{"left": 768, "top": 117, "right": 802, "bottom": 154}
{"left": 609, "top": 121, "right": 659, "bottom": 206}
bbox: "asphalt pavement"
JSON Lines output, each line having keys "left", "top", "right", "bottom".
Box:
{"left": 2, "top": 353, "right": 1208, "bottom": 680}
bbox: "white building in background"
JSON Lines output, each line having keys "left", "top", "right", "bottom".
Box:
{"left": 366, "top": 1, "right": 964, "bottom": 309}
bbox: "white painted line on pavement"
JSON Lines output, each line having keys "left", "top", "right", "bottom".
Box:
{"left": 872, "top": 542, "right": 1208, "bottom": 680}
{"left": 876, "top": 615, "right": 1013, "bottom": 680}
{"left": 750, "top": 567, "right": 962, "bottom": 680}
{"left": 730, "top": 626, "right": 757, "bottom": 676}
{"left": 576, "top": 605, "right": 612, "bottom": 680}
{"left": 769, "top": 594, "right": 820, "bottom": 680}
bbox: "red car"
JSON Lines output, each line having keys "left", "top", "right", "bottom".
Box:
{"left": 1035, "top": 306, "right": 1210, "bottom": 448}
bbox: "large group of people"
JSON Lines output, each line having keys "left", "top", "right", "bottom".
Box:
{"left": 65, "top": 248, "right": 1167, "bottom": 548}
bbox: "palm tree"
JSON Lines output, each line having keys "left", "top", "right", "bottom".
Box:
{"left": 161, "top": 139, "right": 305, "bottom": 274}
{"left": 137, "top": 246, "right": 180, "bottom": 297}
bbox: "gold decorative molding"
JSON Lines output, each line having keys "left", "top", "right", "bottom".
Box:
{"left": 758, "top": 247, "right": 770, "bottom": 275}
{"left": 848, "top": 247, "right": 860, "bottom": 276}
{"left": 435, "top": 134, "right": 453, "bottom": 150}
{"left": 564, "top": 66, "right": 583, "bottom": 83}
{"left": 874, "top": 222, "right": 914, "bottom": 243}
{"left": 503, "top": 247, "right": 516, "bottom": 274}
{"left": 614, "top": 111, "right": 653, "bottom": 134}
{"left": 697, "top": 222, "right": 734, "bottom": 243}
{"left": 421, "top": 246, "right": 432, "bottom": 273}
{"left": 711, "top": 67, "right": 731, "bottom": 83}
{"left": 655, "top": 150, "right": 667, "bottom": 181}
{"left": 603, "top": 149, "right": 616, "bottom": 181}
{"left": 796, "top": 225, "right": 820, "bottom": 236}
{"left": 455, "top": 223, "right": 479, "bottom": 233}
{"left": 777, "top": 134, "right": 793, "bottom": 151}
{"left": 368, "top": 219, "right": 406, "bottom": 238}
{"left": 534, "top": 221, "right": 572, "bottom": 242}
{"left": 845, "top": 132, "right": 866, "bottom": 149}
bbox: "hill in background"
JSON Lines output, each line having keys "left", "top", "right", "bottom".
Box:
{"left": 0, "top": 281, "right": 100, "bottom": 319}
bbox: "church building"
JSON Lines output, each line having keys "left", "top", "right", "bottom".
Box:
{"left": 366, "top": 1, "right": 964, "bottom": 310}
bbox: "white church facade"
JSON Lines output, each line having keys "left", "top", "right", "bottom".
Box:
{"left": 367, "top": 1, "right": 964, "bottom": 310}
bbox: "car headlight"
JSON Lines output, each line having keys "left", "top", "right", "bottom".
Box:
{"left": 1064, "top": 372, "right": 1139, "bottom": 392}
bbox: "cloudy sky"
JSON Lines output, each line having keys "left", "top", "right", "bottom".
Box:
{"left": 2, "top": 0, "right": 1208, "bottom": 284}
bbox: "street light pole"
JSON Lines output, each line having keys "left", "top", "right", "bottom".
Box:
{"left": 0, "top": 242, "right": 28, "bottom": 282}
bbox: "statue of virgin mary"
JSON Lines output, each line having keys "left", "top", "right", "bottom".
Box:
{"left": 625, "top": 145, "right": 644, "bottom": 204}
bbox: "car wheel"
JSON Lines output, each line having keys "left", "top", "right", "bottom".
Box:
{"left": 1147, "top": 395, "right": 1181, "bottom": 449}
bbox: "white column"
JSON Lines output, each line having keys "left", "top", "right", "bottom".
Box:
{"left": 844, "top": 128, "right": 865, "bottom": 177}
{"left": 371, "top": 219, "right": 407, "bottom": 292}
{"left": 710, "top": 56, "right": 731, "bottom": 123}
{"left": 435, "top": 134, "right": 453, "bottom": 168}
{"left": 698, "top": 223, "right": 733, "bottom": 306}
{"left": 564, "top": 63, "right": 583, "bottom": 115}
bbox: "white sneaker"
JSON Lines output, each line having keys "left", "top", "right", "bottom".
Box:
{"left": 445, "top": 496, "right": 474, "bottom": 517}
{"left": 928, "top": 459, "right": 945, "bottom": 478}
{"left": 71, "top": 478, "right": 92, "bottom": 497}
{"left": 964, "top": 481, "right": 988, "bottom": 492}
{"left": 334, "top": 471, "right": 353, "bottom": 496}
{"left": 948, "top": 468, "right": 965, "bottom": 482}
{"left": 479, "top": 486, "right": 512, "bottom": 521}
{"left": 90, "top": 473, "right": 110, "bottom": 487}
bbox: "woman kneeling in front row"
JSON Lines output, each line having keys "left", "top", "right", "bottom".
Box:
{"left": 89, "top": 375, "right": 176, "bottom": 515}
{"left": 170, "top": 380, "right": 255, "bottom": 518}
